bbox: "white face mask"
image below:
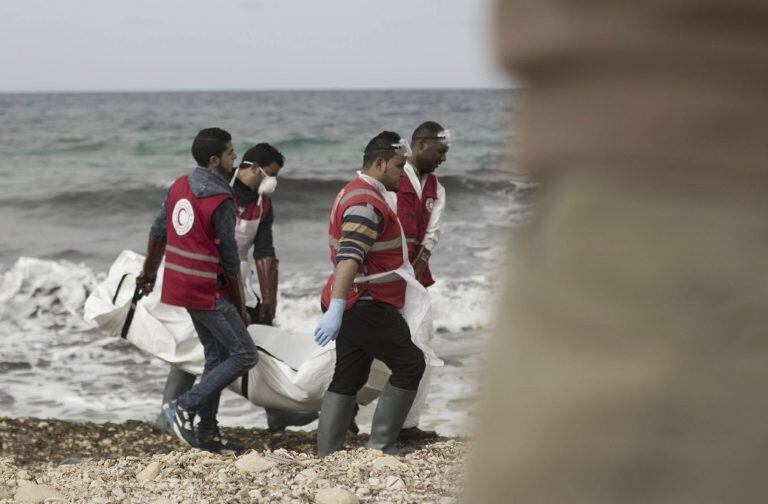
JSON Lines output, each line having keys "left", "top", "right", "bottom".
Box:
{"left": 258, "top": 167, "right": 278, "bottom": 195}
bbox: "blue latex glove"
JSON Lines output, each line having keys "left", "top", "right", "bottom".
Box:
{"left": 314, "top": 298, "right": 346, "bottom": 347}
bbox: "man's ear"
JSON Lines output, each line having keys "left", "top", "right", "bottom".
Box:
{"left": 209, "top": 155, "right": 220, "bottom": 168}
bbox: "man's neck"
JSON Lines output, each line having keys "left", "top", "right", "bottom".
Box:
{"left": 237, "top": 175, "right": 260, "bottom": 191}
{"left": 407, "top": 158, "right": 422, "bottom": 178}
{"left": 358, "top": 171, "right": 386, "bottom": 192}
{"left": 204, "top": 165, "right": 228, "bottom": 180}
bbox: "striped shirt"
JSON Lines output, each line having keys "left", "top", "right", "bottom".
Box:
{"left": 335, "top": 203, "right": 383, "bottom": 265}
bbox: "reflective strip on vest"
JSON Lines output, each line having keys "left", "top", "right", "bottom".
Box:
{"left": 357, "top": 272, "right": 401, "bottom": 284}
{"left": 165, "top": 261, "right": 219, "bottom": 279}
{"left": 166, "top": 244, "right": 220, "bottom": 263}
{"left": 406, "top": 238, "right": 421, "bottom": 245}
{"left": 328, "top": 236, "right": 403, "bottom": 252}
{"left": 339, "top": 188, "right": 386, "bottom": 207}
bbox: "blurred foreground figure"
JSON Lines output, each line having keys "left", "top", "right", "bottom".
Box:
{"left": 465, "top": 1, "right": 768, "bottom": 502}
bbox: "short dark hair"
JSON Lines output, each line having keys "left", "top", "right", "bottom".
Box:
{"left": 191, "top": 127, "right": 232, "bottom": 167}
{"left": 363, "top": 131, "right": 402, "bottom": 167}
{"left": 241, "top": 143, "right": 285, "bottom": 168}
{"left": 412, "top": 121, "right": 445, "bottom": 141}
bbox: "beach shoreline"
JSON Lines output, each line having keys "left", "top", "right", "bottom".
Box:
{"left": 0, "top": 416, "right": 465, "bottom": 503}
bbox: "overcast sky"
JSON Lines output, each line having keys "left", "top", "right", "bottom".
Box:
{"left": 0, "top": 0, "right": 510, "bottom": 92}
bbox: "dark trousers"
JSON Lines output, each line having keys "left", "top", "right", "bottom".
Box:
{"left": 178, "top": 297, "right": 258, "bottom": 437}
{"left": 328, "top": 300, "right": 425, "bottom": 396}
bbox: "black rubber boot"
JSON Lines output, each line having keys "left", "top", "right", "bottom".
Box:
{"left": 266, "top": 408, "right": 319, "bottom": 432}
{"left": 367, "top": 383, "right": 417, "bottom": 455}
{"left": 316, "top": 391, "right": 357, "bottom": 457}
{"left": 153, "top": 367, "right": 196, "bottom": 434}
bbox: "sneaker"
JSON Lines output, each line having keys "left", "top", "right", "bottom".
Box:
{"left": 196, "top": 433, "right": 246, "bottom": 454}
{"left": 397, "top": 426, "right": 439, "bottom": 441}
{"left": 162, "top": 400, "right": 197, "bottom": 447}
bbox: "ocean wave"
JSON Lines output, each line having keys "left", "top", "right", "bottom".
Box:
{"left": 0, "top": 175, "right": 527, "bottom": 217}
{"left": 272, "top": 136, "right": 342, "bottom": 151}
{"left": 0, "top": 256, "right": 490, "bottom": 433}
{"left": 134, "top": 139, "right": 190, "bottom": 157}
{"left": 267, "top": 274, "right": 498, "bottom": 336}
{"left": 45, "top": 139, "right": 111, "bottom": 154}
{"left": 0, "top": 257, "right": 102, "bottom": 332}
{"left": 0, "top": 256, "right": 496, "bottom": 338}
{"left": 0, "top": 186, "right": 167, "bottom": 215}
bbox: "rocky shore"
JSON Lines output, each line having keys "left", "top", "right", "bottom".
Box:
{"left": 0, "top": 417, "right": 465, "bottom": 503}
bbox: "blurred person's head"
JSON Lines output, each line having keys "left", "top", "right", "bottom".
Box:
{"left": 362, "top": 131, "right": 408, "bottom": 191}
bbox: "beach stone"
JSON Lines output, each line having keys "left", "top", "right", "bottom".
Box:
{"left": 151, "top": 500, "right": 173, "bottom": 504}
{"left": 136, "top": 461, "right": 162, "bottom": 482}
{"left": 314, "top": 487, "right": 359, "bottom": 504}
{"left": 15, "top": 470, "right": 29, "bottom": 480}
{"left": 296, "top": 468, "right": 318, "bottom": 481}
{"left": 112, "top": 485, "right": 126, "bottom": 499}
{"left": 55, "top": 457, "right": 86, "bottom": 466}
{"left": 372, "top": 456, "right": 407, "bottom": 471}
{"left": 384, "top": 476, "right": 405, "bottom": 489}
{"left": 13, "top": 483, "right": 66, "bottom": 503}
{"left": 235, "top": 453, "right": 276, "bottom": 474}
{"left": 315, "top": 478, "right": 331, "bottom": 489}
{"left": 0, "top": 487, "right": 13, "bottom": 500}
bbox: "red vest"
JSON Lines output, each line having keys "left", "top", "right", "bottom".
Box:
{"left": 321, "top": 178, "right": 406, "bottom": 310}
{"left": 161, "top": 176, "right": 233, "bottom": 310}
{"left": 396, "top": 172, "right": 437, "bottom": 287}
{"left": 234, "top": 195, "right": 270, "bottom": 259}
{"left": 236, "top": 194, "right": 270, "bottom": 223}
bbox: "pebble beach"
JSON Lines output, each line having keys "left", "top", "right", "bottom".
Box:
{"left": 0, "top": 417, "right": 466, "bottom": 503}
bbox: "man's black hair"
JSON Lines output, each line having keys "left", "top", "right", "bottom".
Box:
{"left": 363, "top": 131, "right": 402, "bottom": 166}
{"left": 412, "top": 121, "right": 445, "bottom": 141}
{"left": 242, "top": 143, "right": 285, "bottom": 168}
{"left": 191, "top": 127, "right": 232, "bottom": 167}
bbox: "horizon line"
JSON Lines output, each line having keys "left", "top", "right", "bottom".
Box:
{"left": 0, "top": 85, "right": 517, "bottom": 96}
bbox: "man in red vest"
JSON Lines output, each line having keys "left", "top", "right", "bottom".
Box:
{"left": 395, "top": 121, "right": 449, "bottom": 440}
{"left": 137, "top": 127, "right": 258, "bottom": 452}
{"left": 314, "top": 131, "right": 427, "bottom": 457}
{"left": 153, "top": 142, "right": 317, "bottom": 435}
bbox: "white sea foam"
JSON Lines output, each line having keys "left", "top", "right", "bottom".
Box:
{"left": 273, "top": 273, "right": 499, "bottom": 335}
{"left": 0, "top": 256, "right": 492, "bottom": 435}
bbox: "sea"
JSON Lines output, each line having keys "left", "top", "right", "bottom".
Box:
{"left": 0, "top": 89, "right": 534, "bottom": 436}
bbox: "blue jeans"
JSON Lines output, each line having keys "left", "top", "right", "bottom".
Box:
{"left": 178, "top": 297, "right": 258, "bottom": 437}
